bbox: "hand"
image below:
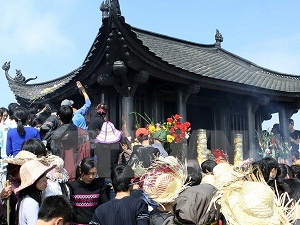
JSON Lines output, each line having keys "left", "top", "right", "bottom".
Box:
{"left": 1, "top": 185, "right": 12, "bottom": 199}
{"left": 76, "top": 81, "right": 85, "bottom": 91}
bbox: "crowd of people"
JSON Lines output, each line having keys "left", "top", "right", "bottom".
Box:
{"left": 0, "top": 81, "right": 300, "bottom": 225}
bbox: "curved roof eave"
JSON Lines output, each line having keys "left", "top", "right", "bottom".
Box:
{"left": 128, "top": 27, "right": 300, "bottom": 94}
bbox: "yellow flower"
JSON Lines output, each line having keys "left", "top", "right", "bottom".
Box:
{"left": 167, "top": 135, "right": 175, "bottom": 143}
{"left": 148, "top": 125, "right": 156, "bottom": 134}
{"left": 155, "top": 127, "right": 161, "bottom": 132}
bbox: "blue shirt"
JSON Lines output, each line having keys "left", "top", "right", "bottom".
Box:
{"left": 151, "top": 142, "right": 168, "bottom": 157}
{"left": 6, "top": 127, "right": 41, "bottom": 157}
{"left": 74, "top": 98, "right": 91, "bottom": 116}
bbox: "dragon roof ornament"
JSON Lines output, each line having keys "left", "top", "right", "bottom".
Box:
{"left": 100, "top": 0, "right": 121, "bottom": 19}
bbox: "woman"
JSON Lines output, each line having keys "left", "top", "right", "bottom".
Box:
{"left": 6, "top": 107, "right": 41, "bottom": 157}
{"left": 4, "top": 150, "right": 37, "bottom": 225}
{"left": 118, "top": 136, "right": 132, "bottom": 164}
{"left": 15, "top": 160, "right": 55, "bottom": 225}
{"left": 68, "top": 158, "right": 109, "bottom": 225}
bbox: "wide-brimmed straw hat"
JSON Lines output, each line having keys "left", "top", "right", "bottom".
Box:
{"left": 201, "top": 174, "right": 216, "bottom": 186}
{"left": 220, "top": 180, "right": 289, "bottom": 225}
{"left": 15, "top": 160, "right": 56, "bottom": 193}
{"left": 213, "top": 162, "right": 245, "bottom": 189}
{"left": 95, "top": 121, "right": 123, "bottom": 144}
{"left": 39, "top": 155, "right": 69, "bottom": 183}
{"left": 4, "top": 150, "right": 37, "bottom": 165}
{"left": 142, "top": 156, "right": 188, "bottom": 204}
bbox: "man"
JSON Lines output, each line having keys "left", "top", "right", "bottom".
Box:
{"left": 127, "top": 128, "right": 159, "bottom": 168}
{"left": 35, "top": 195, "right": 75, "bottom": 225}
{"left": 289, "top": 119, "right": 300, "bottom": 153}
{"left": 50, "top": 105, "right": 90, "bottom": 180}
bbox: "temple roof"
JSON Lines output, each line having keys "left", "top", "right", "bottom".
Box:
{"left": 3, "top": 0, "right": 300, "bottom": 106}
{"left": 132, "top": 28, "right": 300, "bottom": 93}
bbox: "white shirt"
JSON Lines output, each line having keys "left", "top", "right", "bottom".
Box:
{"left": 18, "top": 195, "right": 39, "bottom": 225}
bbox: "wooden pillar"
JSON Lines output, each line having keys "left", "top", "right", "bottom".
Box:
{"left": 121, "top": 96, "right": 134, "bottom": 138}
{"left": 246, "top": 101, "right": 256, "bottom": 159}
{"left": 176, "top": 84, "right": 200, "bottom": 122}
{"left": 152, "top": 93, "right": 161, "bottom": 123}
{"left": 176, "top": 89, "right": 186, "bottom": 121}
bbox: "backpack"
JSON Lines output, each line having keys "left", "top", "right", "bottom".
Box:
{"left": 52, "top": 125, "right": 91, "bottom": 180}
{"left": 40, "top": 115, "right": 60, "bottom": 151}
{"left": 127, "top": 145, "right": 160, "bottom": 168}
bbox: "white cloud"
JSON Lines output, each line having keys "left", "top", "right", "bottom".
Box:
{"left": 0, "top": 1, "right": 73, "bottom": 55}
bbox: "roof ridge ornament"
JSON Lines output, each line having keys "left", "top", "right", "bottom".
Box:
{"left": 2, "top": 61, "right": 37, "bottom": 84}
{"left": 100, "top": 0, "right": 121, "bottom": 19}
{"left": 215, "top": 29, "right": 223, "bottom": 48}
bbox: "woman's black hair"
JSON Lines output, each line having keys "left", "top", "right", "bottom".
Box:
{"left": 30, "top": 117, "right": 42, "bottom": 128}
{"left": 75, "top": 157, "right": 96, "bottom": 180}
{"left": 276, "top": 163, "right": 294, "bottom": 181}
{"left": 0, "top": 107, "right": 8, "bottom": 114}
{"left": 96, "top": 103, "right": 108, "bottom": 116}
{"left": 13, "top": 106, "right": 29, "bottom": 136}
{"left": 8, "top": 103, "right": 20, "bottom": 119}
{"left": 6, "top": 164, "right": 21, "bottom": 179}
{"left": 120, "top": 137, "right": 131, "bottom": 149}
{"left": 251, "top": 159, "right": 270, "bottom": 182}
{"left": 187, "top": 166, "right": 202, "bottom": 186}
{"left": 291, "top": 165, "right": 300, "bottom": 180}
{"left": 21, "top": 138, "right": 47, "bottom": 156}
{"left": 283, "top": 178, "right": 300, "bottom": 202}
{"left": 111, "top": 164, "right": 134, "bottom": 193}
{"left": 201, "top": 160, "right": 217, "bottom": 173}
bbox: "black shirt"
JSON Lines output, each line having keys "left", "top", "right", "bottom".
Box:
{"left": 290, "top": 130, "right": 300, "bottom": 151}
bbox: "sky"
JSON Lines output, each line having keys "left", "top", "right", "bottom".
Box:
{"left": 0, "top": 0, "right": 300, "bottom": 130}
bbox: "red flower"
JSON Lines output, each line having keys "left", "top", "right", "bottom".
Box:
{"left": 174, "top": 114, "right": 181, "bottom": 120}
{"left": 167, "top": 117, "right": 173, "bottom": 123}
{"left": 180, "top": 132, "right": 186, "bottom": 138}
{"left": 184, "top": 121, "right": 191, "bottom": 128}
{"left": 169, "top": 127, "right": 175, "bottom": 133}
{"left": 175, "top": 136, "right": 182, "bottom": 143}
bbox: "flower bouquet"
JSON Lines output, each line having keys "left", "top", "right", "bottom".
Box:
{"left": 131, "top": 112, "right": 191, "bottom": 162}
{"left": 161, "top": 114, "right": 191, "bottom": 161}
